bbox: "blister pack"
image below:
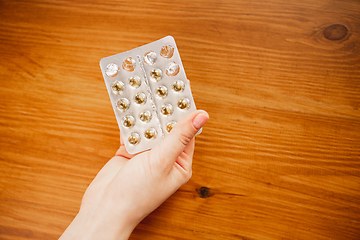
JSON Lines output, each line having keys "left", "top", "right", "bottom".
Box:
{"left": 100, "top": 36, "right": 200, "bottom": 154}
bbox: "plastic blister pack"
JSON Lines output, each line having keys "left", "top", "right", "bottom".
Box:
{"left": 100, "top": 36, "right": 200, "bottom": 154}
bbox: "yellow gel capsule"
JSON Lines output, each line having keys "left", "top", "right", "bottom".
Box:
{"left": 172, "top": 80, "right": 185, "bottom": 92}
{"left": 156, "top": 86, "right": 168, "bottom": 98}
{"left": 139, "top": 110, "right": 152, "bottom": 123}
{"left": 111, "top": 80, "right": 124, "bottom": 94}
{"left": 128, "top": 76, "right": 141, "bottom": 88}
{"left": 144, "top": 128, "right": 157, "bottom": 140}
{"left": 122, "top": 115, "right": 135, "bottom": 128}
{"left": 177, "top": 98, "right": 190, "bottom": 110}
{"left": 150, "top": 69, "right": 162, "bottom": 82}
{"left": 161, "top": 103, "right": 173, "bottom": 116}
{"left": 134, "top": 92, "right": 147, "bottom": 105}
{"left": 128, "top": 132, "right": 140, "bottom": 145}
{"left": 116, "top": 98, "right": 130, "bottom": 112}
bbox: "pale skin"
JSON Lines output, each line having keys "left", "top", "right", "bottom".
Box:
{"left": 59, "top": 110, "right": 209, "bottom": 240}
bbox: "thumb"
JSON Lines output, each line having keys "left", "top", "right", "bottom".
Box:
{"left": 151, "top": 110, "right": 209, "bottom": 166}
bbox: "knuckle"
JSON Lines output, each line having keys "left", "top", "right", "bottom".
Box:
{"left": 178, "top": 132, "right": 192, "bottom": 147}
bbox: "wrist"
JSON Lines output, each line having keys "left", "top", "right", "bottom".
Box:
{"left": 79, "top": 203, "right": 136, "bottom": 240}
{"left": 60, "top": 204, "right": 137, "bottom": 240}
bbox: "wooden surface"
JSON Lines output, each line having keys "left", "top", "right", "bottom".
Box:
{"left": 1, "top": 0, "right": 360, "bottom": 239}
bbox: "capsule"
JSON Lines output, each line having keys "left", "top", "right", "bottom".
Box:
{"left": 116, "top": 98, "right": 130, "bottom": 112}
{"left": 122, "top": 115, "right": 135, "bottom": 128}
{"left": 134, "top": 92, "right": 147, "bottom": 105}
{"left": 150, "top": 69, "right": 162, "bottom": 82}
{"left": 166, "top": 61, "right": 179, "bottom": 76}
{"left": 143, "top": 51, "right": 157, "bottom": 65}
{"left": 122, "top": 57, "right": 136, "bottom": 72}
{"left": 160, "top": 45, "right": 174, "bottom": 59}
{"left": 156, "top": 86, "right": 168, "bottom": 98}
{"left": 166, "top": 121, "right": 177, "bottom": 133}
{"left": 177, "top": 98, "right": 190, "bottom": 110}
{"left": 105, "top": 63, "right": 119, "bottom": 77}
{"left": 161, "top": 103, "right": 173, "bottom": 116}
{"left": 144, "top": 128, "right": 157, "bottom": 140}
{"left": 111, "top": 80, "right": 125, "bottom": 94}
{"left": 128, "top": 132, "right": 140, "bottom": 145}
{"left": 128, "top": 76, "right": 141, "bottom": 88}
{"left": 139, "top": 110, "right": 152, "bottom": 123}
{"left": 172, "top": 80, "right": 185, "bottom": 92}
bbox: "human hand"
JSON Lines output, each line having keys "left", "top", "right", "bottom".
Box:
{"left": 59, "top": 110, "right": 209, "bottom": 240}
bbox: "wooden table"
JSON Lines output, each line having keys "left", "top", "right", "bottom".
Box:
{"left": 1, "top": 0, "right": 359, "bottom": 239}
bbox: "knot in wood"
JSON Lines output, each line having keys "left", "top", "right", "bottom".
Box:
{"left": 323, "top": 24, "right": 348, "bottom": 41}
{"left": 197, "top": 187, "right": 212, "bottom": 198}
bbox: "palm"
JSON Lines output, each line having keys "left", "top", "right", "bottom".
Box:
{"left": 80, "top": 137, "right": 194, "bottom": 220}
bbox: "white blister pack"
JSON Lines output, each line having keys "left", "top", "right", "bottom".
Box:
{"left": 100, "top": 36, "right": 200, "bottom": 154}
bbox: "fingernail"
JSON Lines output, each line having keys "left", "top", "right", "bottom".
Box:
{"left": 193, "top": 112, "right": 209, "bottom": 130}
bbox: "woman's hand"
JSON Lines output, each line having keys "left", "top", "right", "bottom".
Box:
{"left": 59, "top": 110, "right": 209, "bottom": 240}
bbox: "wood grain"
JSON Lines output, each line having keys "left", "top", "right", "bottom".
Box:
{"left": 1, "top": 0, "right": 359, "bottom": 239}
